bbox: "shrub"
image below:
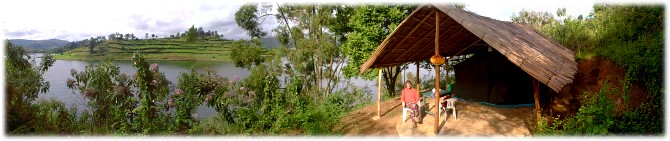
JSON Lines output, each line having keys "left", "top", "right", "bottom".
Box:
{"left": 5, "top": 40, "right": 55, "bottom": 134}
{"left": 537, "top": 81, "right": 616, "bottom": 135}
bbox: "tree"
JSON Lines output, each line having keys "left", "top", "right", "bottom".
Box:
{"left": 88, "top": 37, "right": 96, "bottom": 54}
{"left": 515, "top": 4, "right": 664, "bottom": 135}
{"left": 145, "top": 33, "right": 149, "bottom": 39}
{"left": 5, "top": 40, "right": 55, "bottom": 132}
{"left": 511, "top": 9, "right": 556, "bottom": 30}
{"left": 230, "top": 40, "right": 263, "bottom": 69}
{"left": 341, "top": 4, "right": 415, "bottom": 96}
{"left": 235, "top": 3, "right": 268, "bottom": 39}
{"left": 186, "top": 25, "right": 196, "bottom": 42}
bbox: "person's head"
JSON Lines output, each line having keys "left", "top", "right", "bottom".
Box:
{"left": 405, "top": 80, "right": 412, "bottom": 88}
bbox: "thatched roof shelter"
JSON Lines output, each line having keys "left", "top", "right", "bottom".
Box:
{"left": 360, "top": 3, "right": 578, "bottom": 134}
{"left": 359, "top": 3, "right": 577, "bottom": 92}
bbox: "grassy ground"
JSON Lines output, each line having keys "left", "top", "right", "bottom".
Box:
{"left": 53, "top": 37, "right": 233, "bottom": 61}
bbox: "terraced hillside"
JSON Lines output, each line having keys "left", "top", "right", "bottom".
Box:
{"left": 54, "top": 38, "right": 234, "bottom": 61}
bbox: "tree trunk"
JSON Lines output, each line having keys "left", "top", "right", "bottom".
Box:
{"left": 382, "top": 66, "right": 401, "bottom": 97}
{"left": 277, "top": 3, "right": 299, "bottom": 48}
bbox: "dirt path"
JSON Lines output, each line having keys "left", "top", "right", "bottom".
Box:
{"left": 335, "top": 97, "right": 535, "bottom": 136}
{"left": 333, "top": 98, "right": 404, "bottom": 136}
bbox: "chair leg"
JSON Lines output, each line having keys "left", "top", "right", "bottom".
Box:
{"left": 402, "top": 109, "right": 407, "bottom": 123}
{"left": 442, "top": 108, "right": 447, "bottom": 121}
{"left": 453, "top": 108, "right": 457, "bottom": 119}
{"left": 402, "top": 110, "right": 405, "bottom": 123}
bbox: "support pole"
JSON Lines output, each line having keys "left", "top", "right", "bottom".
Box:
{"left": 533, "top": 79, "right": 541, "bottom": 123}
{"left": 377, "top": 69, "right": 383, "bottom": 118}
{"left": 416, "top": 61, "right": 421, "bottom": 122}
{"left": 433, "top": 10, "right": 441, "bottom": 134}
{"left": 416, "top": 62, "right": 420, "bottom": 93}
{"left": 433, "top": 64, "right": 441, "bottom": 134}
{"left": 445, "top": 56, "right": 449, "bottom": 88}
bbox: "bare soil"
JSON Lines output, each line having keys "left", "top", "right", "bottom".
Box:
{"left": 334, "top": 57, "right": 649, "bottom": 136}
{"left": 334, "top": 97, "right": 535, "bottom": 136}
{"left": 553, "top": 57, "right": 649, "bottom": 117}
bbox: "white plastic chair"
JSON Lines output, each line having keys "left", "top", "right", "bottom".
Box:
{"left": 401, "top": 100, "right": 421, "bottom": 123}
{"left": 439, "top": 98, "right": 457, "bottom": 121}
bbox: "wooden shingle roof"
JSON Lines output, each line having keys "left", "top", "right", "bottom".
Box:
{"left": 359, "top": 3, "right": 577, "bottom": 92}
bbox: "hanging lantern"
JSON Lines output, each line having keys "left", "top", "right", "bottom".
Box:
{"left": 430, "top": 55, "right": 445, "bottom": 65}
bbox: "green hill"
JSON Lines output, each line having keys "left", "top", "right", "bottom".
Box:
{"left": 9, "top": 39, "right": 69, "bottom": 52}
{"left": 260, "top": 37, "right": 281, "bottom": 48}
{"left": 53, "top": 37, "right": 234, "bottom": 61}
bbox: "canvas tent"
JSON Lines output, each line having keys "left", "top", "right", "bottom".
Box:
{"left": 358, "top": 3, "right": 577, "bottom": 134}
{"left": 453, "top": 49, "right": 536, "bottom": 105}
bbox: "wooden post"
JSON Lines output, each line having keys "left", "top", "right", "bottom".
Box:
{"left": 416, "top": 62, "right": 420, "bottom": 94}
{"left": 416, "top": 61, "right": 421, "bottom": 123}
{"left": 433, "top": 11, "right": 440, "bottom": 134}
{"left": 377, "top": 69, "right": 383, "bottom": 118}
{"left": 533, "top": 79, "right": 541, "bottom": 123}
{"left": 444, "top": 57, "right": 449, "bottom": 88}
{"left": 434, "top": 65, "right": 441, "bottom": 134}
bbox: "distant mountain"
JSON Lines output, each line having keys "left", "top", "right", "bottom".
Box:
{"left": 9, "top": 39, "right": 70, "bottom": 52}
{"left": 260, "top": 37, "right": 281, "bottom": 49}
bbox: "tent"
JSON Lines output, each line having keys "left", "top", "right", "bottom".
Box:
{"left": 453, "top": 50, "right": 535, "bottom": 105}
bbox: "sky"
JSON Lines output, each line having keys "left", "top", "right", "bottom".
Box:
{"left": 0, "top": 0, "right": 657, "bottom": 42}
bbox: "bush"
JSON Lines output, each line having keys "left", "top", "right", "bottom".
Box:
{"left": 537, "top": 81, "right": 616, "bottom": 135}
{"left": 5, "top": 40, "right": 56, "bottom": 134}
{"left": 527, "top": 5, "right": 663, "bottom": 135}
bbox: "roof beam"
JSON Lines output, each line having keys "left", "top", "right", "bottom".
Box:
{"left": 436, "top": 29, "right": 473, "bottom": 56}
{"left": 452, "top": 38, "right": 482, "bottom": 56}
{"left": 387, "top": 9, "right": 436, "bottom": 62}
{"left": 358, "top": 4, "right": 428, "bottom": 74}
{"left": 410, "top": 25, "right": 465, "bottom": 61}
{"left": 403, "top": 18, "right": 455, "bottom": 62}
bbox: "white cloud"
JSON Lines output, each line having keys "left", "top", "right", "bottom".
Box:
{"left": 0, "top": 0, "right": 269, "bottom": 41}
{"left": 1, "top": 0, "right": 599, "bottom": 42}
{"left": 462, "top": 0, "right": 595, "bottom": 21}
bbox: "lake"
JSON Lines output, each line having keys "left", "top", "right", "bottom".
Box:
{"left": 33, "top": 54, "right": 250, "bottom": 119}
{"left": 31, "top": 54, "right": 428, "bottom": 120}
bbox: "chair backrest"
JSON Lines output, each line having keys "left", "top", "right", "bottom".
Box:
{"left": 446, "top": 98, "right": 456, "bottom": 108}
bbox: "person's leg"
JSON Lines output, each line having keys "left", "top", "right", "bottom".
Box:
{"left": 409, "top": 103, "right": 419, "bottom": 128}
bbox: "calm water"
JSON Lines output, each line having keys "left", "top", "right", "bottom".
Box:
{"left": 30, "top": 53, "right": 440, "bottom": 120}
{"left": 32, "top": 54, "right": 250, "bottom": 119}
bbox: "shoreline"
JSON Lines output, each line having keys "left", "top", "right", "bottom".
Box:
{"left": 53, "top": 54, "right": 232, "bottom": 62}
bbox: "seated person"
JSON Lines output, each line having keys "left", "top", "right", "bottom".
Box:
{"left": 401, "top": 80, "right": 420, "bottom": 128}
{"left": 440, "top": 94, "right": 453, "bottom": 108}
{"left": 425, "top": 84, "right": 452, "bottom": 98}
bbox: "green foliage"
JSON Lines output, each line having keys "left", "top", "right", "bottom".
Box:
{"left": 340, "top": 4, "right": 416, "bottom": 97}
{"left": 235, "top": 3, "right": 267, "bottom": 39}
{"left": 67, "top": 60, "right": 133, "bottom": 132}
{"left": 537, "top": 81, "right": 616, "bottom": 135}
{"left": 590, "top": 5, "right": 664, "bottom": 106}
{"left": 186, "top": 62, "right": 369, "bottom": 135}
{"left": 130, "top": 53, "right": 172, "bottom": 134}
{"left": 9, "top": 3, "right": 387, "bottom": 136}
{"left": 5, "top": 40, "right": 55, "bottom": 133}
{"left": 514, "top": 5, "right": 663, "bottom": 135}
{"left": 186, "top": 25, "right": 196, "bottom": 42}
{"left": 511, "top": 10, "right": 556, "bottom": 29}
{"left": 342, "top": 4, "right": 411, "bottom": 79}
{"left": 230, "top": 39, "right": 264, "bottom": 69}
{"left": 271, "top": 4, "right": 352, "bottom": 98}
